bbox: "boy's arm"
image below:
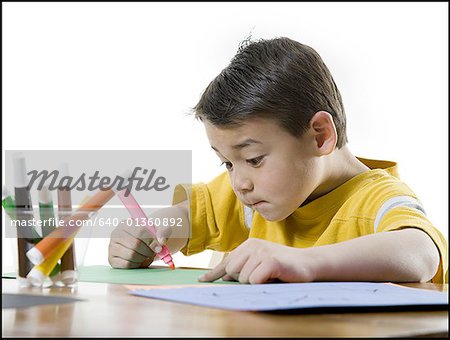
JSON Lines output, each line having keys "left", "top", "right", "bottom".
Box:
{"left": 199, "top": 228, "right": 440, "bottom": 283}
{"left": 307, "top": 228, "right": 440, "bottom": 282}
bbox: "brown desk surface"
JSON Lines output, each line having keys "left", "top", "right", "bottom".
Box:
{"left": 2, "top": 278, "right": 448, "bottom": 337}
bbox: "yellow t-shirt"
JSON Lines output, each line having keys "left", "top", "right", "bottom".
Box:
{"left": 172, "top": 157, "right": 448, "bottom": 283}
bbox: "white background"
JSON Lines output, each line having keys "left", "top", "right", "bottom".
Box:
{"left": 2, "top": 2, "right": 448, "bottom": 272}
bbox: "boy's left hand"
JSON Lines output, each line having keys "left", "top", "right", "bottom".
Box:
{"left": 198, "top": 238, "right": 317, "bottom": 284}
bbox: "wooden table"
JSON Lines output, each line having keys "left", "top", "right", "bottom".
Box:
{"left": 2, "top": 278, "right": 448, "bottom": 337}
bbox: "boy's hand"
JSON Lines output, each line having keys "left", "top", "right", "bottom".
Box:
{"left": 108, "top": 219, "right": 172, "bottom": 269}
{"left": 198, "top": 238, "right": 317, "bottom": 284}
{"left": 108, "top": 201, "right": 189, "bottom": 269}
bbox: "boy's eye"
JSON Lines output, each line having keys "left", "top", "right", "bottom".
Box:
{"left": 246, "top": 156, "right": 265, "bottom": 167}
{"left": 220, "top": 161, "right": 233, "bottom": 171}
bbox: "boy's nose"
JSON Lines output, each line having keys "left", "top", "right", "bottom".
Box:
{"left": 232, "top": 171, "right": 254, "bottom": 193}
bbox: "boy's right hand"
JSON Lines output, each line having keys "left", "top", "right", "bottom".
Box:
{"left": 108, "top": 220, "right": 171, "bottom": 269}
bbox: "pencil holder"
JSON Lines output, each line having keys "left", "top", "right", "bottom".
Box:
{"left": 3, "top": 200, "right": 91, "bottom": 288}
{"left": 6, "top": 227, "right": 90, "bottom": 288}
{"left": 47, "top": 237, "right": 91, "bottom": 288}
{"left": 3, "top": 154, "right": 94, "bottom": 288}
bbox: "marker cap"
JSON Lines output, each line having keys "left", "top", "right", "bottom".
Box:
{"left": 50, "top": 272, "right": 65, "bottom": 287}
{"left": 2, "top": 185, "right": 12, "bottom": 200}
{"left": 26, "top": 247, "right": 45, "bottom": 266}
{"left": 26, "top": 267, "right": 48, "bottom": 286}
{"left": 32, "top": 276, "right": 54, "bottom": 288}
{"left": 13, "top": 153, "right": 28, "bottom": 188}
{"left": 38, "top": 185, "right": 52, "bottom": 204}
{"left": 61, "top": 270, "right": 78, "bottom": 286}
{"left": 17, "top": 276, "right": 31, "bottom": 288}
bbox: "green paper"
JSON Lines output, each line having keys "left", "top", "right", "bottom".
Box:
{"left": 3, "top": 265, "right": 237, "bottom": 285}
{"left": 78, "top": 265, "right": 234, "bottom": 285}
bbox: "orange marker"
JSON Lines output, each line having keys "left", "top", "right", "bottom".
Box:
{"left": 27, "top": 188, "right": 116, "bottom": 265}
{"left": 27, "top": 235, "right": 76, "bottom": 286}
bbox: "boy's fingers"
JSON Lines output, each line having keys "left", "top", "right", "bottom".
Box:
{"left": 198, "top": 261, "right": 227, "bottom": 282}
{"left": 248, "top": 261, "right": 273, "bottom": 284}
{"left": 111, "top": 228, "right": 154, "bottom": 258}
{"left": 157, "top": 237, "right": 167, "bottom": 245}
{"left": 149, "top": 239, "right": 163, "bottom": 254}
{"left": 222, "top": 274, "right": 236, "bottom": 281}
{"left": 139, "top": 256, "right": 155, "bottom": 268}
{"left": 109, "top": 256, "right": 142, "bottom": 269}
{"left": 156, "top": 226, "right": 172, "bottom": 245}
{"left": 117, "top": 219, "right": 151, "bottom": 240}
{"left": 109, "top": 241, "right": 149, "bottom": 264}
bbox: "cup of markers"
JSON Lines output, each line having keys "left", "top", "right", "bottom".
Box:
{"left": 3, "top": 155, "right": 88, "bottom": 288}
{"left": 3, "top": 184, "right": 74, "bottom": 288}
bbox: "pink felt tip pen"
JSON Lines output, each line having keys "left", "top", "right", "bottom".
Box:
{"left": 117, "top": 189, "right": 175, "bottom": 269}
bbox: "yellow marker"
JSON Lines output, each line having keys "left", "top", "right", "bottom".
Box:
{"left": 28, "top": 195, "right": 91, "bottom": 286}
{"left": 26, "top": 235, "right": 75, "bottom": 286}
{"left": 27, "top": 188, "right": 115, "bottom": 266}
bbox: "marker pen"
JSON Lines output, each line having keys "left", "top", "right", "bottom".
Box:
{"left": 4, "top": 185, "right": 40, "bottom": 240}
{"left": 118, "top": 188, "right": 175, "bottom": 269}
{"left": 27, "top": 235, "right": 75, "bottom": 286}
{"left": 13, "top": 153, "right": 37, "bottom": 285}
{"left": 38, "top": 185, "right": 56, "bottom": 237}
{"left": 38, "top": 185, "right": 61, "bottom": 284}
{"left": 58, "top": 162, "right": 77, "bottom": 286}
{"left": 2, "top": 186, "right": 16, "bottom": 220}
{"left": 27, "top": 185, "right": 117, "bottom": 265}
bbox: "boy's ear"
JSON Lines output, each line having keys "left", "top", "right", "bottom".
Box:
{"left": 309, "top": 111, "right": 337, "bottom": 156}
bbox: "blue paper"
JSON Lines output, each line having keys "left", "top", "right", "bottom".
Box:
{"left": 129, "top": 282, "right": 449, "bottom": 311}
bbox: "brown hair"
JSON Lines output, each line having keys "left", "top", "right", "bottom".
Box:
{"left": 193, "top": 37, "right": 348, "bottom": 148}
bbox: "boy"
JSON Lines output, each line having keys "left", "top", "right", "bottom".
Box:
{"left": 108, "top": 37, "right": 447, "bottom": 284}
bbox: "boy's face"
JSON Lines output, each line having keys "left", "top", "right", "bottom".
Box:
{"left": 204, "top": 118, "right": 322, "bottom": 221}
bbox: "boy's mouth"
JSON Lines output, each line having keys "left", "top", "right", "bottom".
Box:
{"left": 251, "top": 200, "right": 267, "bottom": 208}
{"left": 242, "top": 197, "right": 268, "bottom": 209}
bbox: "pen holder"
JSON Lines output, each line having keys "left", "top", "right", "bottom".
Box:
{"left": 7, "top": 225, "right": 90, "bottom": 288}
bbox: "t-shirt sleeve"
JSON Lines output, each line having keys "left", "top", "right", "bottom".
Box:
{"left": 376, "top": 206, "right": 448, "bottom": 284}
{"left": 172, "top": 172, "right": 249, "bottom": 256}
